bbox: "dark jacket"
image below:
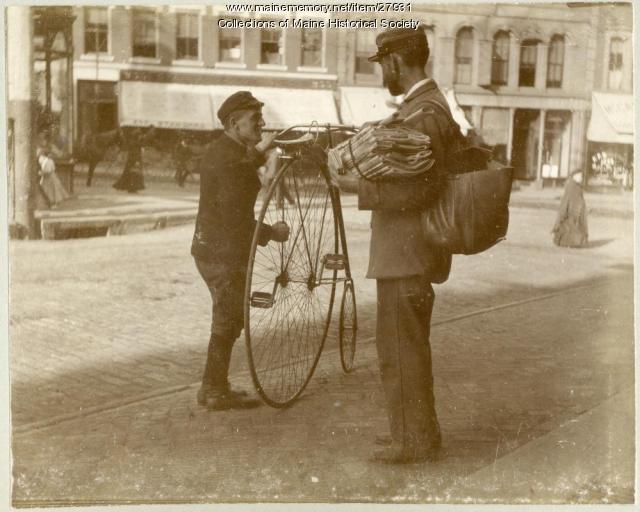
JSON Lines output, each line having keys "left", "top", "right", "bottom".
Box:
{"left": 191, "top": 133, "right": 270, "bottom": 265}
{"left": 365, "top": 79, "right": 456, "bottom": 282}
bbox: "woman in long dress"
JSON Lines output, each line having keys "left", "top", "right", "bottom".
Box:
{"left": 552, "top": 170, "right": 589, "bottom": 248}
{"left": 36, "top": 131, "right": 69, "bottom": 208}
{"left": 38, "top": 148, "right": 70, "bottom": 207}
{"left": 113, "top": 127, "right": 152, "bottom": 193}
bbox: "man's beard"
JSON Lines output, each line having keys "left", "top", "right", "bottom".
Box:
{"left": 383, "top": 71, "right": 403, "bottom": 96}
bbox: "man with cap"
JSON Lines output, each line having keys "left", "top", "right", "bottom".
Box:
{"left": 361, "top": 27, "right": 460, "bottom": 463}
{"left": 192, "top": 91, "right": 290, "bottom": 410}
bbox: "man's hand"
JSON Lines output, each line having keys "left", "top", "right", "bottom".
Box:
{"left": 270, "top": 221, "right": 290, "bottom": 243}
{"left": 255, "top": 132, "right": 278, "bottom": 154}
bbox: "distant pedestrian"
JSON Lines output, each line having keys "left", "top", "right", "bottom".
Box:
{"left": 174, "top": 132, "right": 192, "bottom": 187}
{"left": 37, "top": 132, "right": 69, "bottom": 208}
{"left": 552, "top": 170, "right": 589, "bottom": 248}
{"left": 113, "top": 125, "right": 155, "bottom": 193}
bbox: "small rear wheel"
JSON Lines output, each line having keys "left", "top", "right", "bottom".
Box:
{"left": 339, "top": 279, "right": 357, "bottom": 373}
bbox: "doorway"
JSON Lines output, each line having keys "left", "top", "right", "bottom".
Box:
{"left": 512, "top": 109, "right": 540, "bottom": 180}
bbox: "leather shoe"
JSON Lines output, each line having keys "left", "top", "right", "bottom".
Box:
{"left": 207, "top": 391, "right": 261, "bottom": 411}
{"left": 370, "top": 446, "right": 435, "bottom": 464}
{"left": 197, "top": 384, "right": 249, "bottom": 406}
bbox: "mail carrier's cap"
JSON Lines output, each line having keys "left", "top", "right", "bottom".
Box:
{"left": 217, "top": 91, "right": 264, "bottom": 123}
{"left": 368, "top": 27, "right": 428, "bottom": 62}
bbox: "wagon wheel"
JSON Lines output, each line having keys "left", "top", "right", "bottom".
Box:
{"left": 339, "top": 279, "right": 358, "bottom": 373}
{"left": 244, "top": 148, "right": 339, "bottom": 407}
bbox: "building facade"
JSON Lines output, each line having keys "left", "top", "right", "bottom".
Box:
{"left": 70, "top": 3, "right": 634, "bottom": 185}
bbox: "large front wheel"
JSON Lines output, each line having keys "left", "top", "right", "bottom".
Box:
{"left": 244, "top": 153, "right": 338, "bottom": 407}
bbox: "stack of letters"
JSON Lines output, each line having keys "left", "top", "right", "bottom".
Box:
{"left": 328, "top": 125, "right": 435, "bottom": 181}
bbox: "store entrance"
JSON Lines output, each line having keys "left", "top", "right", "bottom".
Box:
{"left": 512, "top": 109, "right": 540, "bottom": 180}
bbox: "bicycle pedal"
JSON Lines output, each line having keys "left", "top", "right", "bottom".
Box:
{"left": 250, "top": 292, "right": 274, "bottom": 308}
{"left": 323, "top": 254, "right": 345, "bottom": 270}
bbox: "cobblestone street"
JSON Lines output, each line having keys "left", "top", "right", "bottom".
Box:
{"left": 8, "top": 202, "right": 635, "bottom": 506}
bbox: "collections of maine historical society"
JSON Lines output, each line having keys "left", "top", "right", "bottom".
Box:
{"left": 220, "top": 2, "right": 421, "bottom": 29}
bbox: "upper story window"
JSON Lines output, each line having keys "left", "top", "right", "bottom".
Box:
{"left": 424, "top": 26, "right": 435, "bottom": 78}
{"left": 454, "top": 27, "right": 474, "bottom": 85}
{"left": 355, "top": 29, "right": 377, "bottom": 76}
{"left": 260, "top": 27, "right": 283, "bottom": 65}
{"left": 176, "top": 13, "right": 198, "bottom": 60}
{"left": 608, "top": 37, "right": 624, "bottom": 90}
{"left": 84, "top": 7, "right": 108, "bottom": 53}
{"left": 519, "top": 39, "right": 538, "bottom": 87}
{"left": 219, "top": 19, "right": 242, "bottom": 62}
{"left": 546, "top": 35, "right": 564, "bottom": 88}
{"left": 132, "top": 9, "right": 157, "bottom": 58}
{"left": 491, "top": 31, "right": 510, "bottom": 86}
{"left": 300, "top": 27, "right": 323, "bottom": 68}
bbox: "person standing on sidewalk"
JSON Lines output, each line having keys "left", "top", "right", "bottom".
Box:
{"left": 191, "top": 91, "right": 290, "bottom": 410}
{"left": 113, "top": 125, "right": 155, "bottom": 193}
{"left": 354, "top": 28, "right": 458, "bottom": 463}
{"left": 552, "top": 170, "right": 589, "bottom": 248}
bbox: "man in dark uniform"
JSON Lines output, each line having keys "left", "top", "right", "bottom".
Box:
{"left": 362, "top": 28, "right": 460, "bottom": 463}
{"left": 192, "top": 91, "right": 289, "bottom": 410}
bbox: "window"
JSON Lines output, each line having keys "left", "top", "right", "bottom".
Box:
{"left": 219, "top": 19, "right": 242, "bottom": 62}
{"left": 608, "top": 37, "right": 624, "bottom": 90}
{"left": 491, "top": 31, "right": 509, "bottom": 86}
{"left": 547, "top": 35, "right": 564, "bottom": 88}
{"left": 132, "top": 9, "right": 157, "bottom": 58}
{"left": 424, "top": 26, "right": 435, "bottom": 78}
{"left": 355, "top": 29, "right": 376, "bottom": 75}
{"left": 84, "top": 7, "right": 108, "bottom": 53}
{"left": 301, "top": 27, "right": 323, "bottom": 68}
{"left": 260, "top": 27, "right": 283, "bottom": 65}
{"left": 176, "top": 13, "right": 198, "bottom": 60}
{"left": 519, "top": 39, "right": 538, "bottom": 87}
{"left": 454, "top": 27, "right": 473, "bottom": 85}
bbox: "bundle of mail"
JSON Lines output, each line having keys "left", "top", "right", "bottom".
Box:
{"left": 327, "top": 125, "right": 435, "bottom": 181}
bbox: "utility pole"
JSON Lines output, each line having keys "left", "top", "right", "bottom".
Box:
{"left": 7, "top": 6, "right": 37, "bottom": 238}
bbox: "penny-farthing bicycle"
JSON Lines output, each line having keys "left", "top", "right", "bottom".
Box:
{"left": 244, "top": 124, "right": 358, "bottom": 408}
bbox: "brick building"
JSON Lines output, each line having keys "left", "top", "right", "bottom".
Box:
{"left": 70, "top": 3, "right": 634, "bottom": 185}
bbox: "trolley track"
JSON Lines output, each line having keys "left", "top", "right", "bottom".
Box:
{"left": 12, "top": 279, "right": 616, "bottom": 436}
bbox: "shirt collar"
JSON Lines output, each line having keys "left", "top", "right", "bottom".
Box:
{"left": 403, "top": 78, "right": 435, "bottom": 102}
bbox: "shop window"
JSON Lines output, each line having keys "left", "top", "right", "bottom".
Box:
{"left": 176, "top": 13, "right": 198, "bottom": 60}
{"left": 132, "top": 9, "right": 157, "bottom": 58}
{"left": 519, "top": 39, "right": 538, "bottom": 87}
{"left": 542, "top": 110, "right": 572, "bottom": 179}
{"left": 454, "top": 27, "right": 473, "bottom": 85}
{"left": 355, "top": 29, "right": 377, "bottom": 76}
{"left": 219, "top": 19, "right": 242, "bottom": 62}
{"left": 301, "top": 27, "right": 323, "bottom": 68}
{"left": 608, "top": 37, "right": 624, "bottom": 90}
{"left": 480, "top": 107, "right": 509, "bottom": 164}
{"left": 424, "top": 26, "right": 435, "bottom": 78}
{"left": 491, "top": 31, "right": 509, "bottom": 86}
{"left": 84, "top": 7, "right": 108, "bottom": 53}
{"left": 547, "top": 35, "right": 564, "bottom": 88}
{"left": 261, "top": 27, "right": 283, "bottom": 65}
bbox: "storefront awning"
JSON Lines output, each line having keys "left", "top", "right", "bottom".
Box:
{"left": 587, "top": 92, "right": 634, "bottom": 145}
{"left": 339, "top": 86, "right": 474, "bottom": 134}
{"left": 119, "top": 81, "right": 339, "bottom": 131}
{"left": 119, "top": 81, "right": 216, "bottom": 130}
{"left": 339, "top": 87, "right": 399, "bottom": 126}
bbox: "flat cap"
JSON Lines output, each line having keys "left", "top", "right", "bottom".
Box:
{"left": 217, "top": 91, "right": 264, "bottom": 123}
{"left": 368, "top": 27, "right": 428, "bottom": 62}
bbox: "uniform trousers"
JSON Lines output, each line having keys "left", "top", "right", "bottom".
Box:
{"left": 375, "top": 275, "right": 440, "bottom": 453}
{"left": 195, "top": 258, "right": 246, "bottom": 389}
